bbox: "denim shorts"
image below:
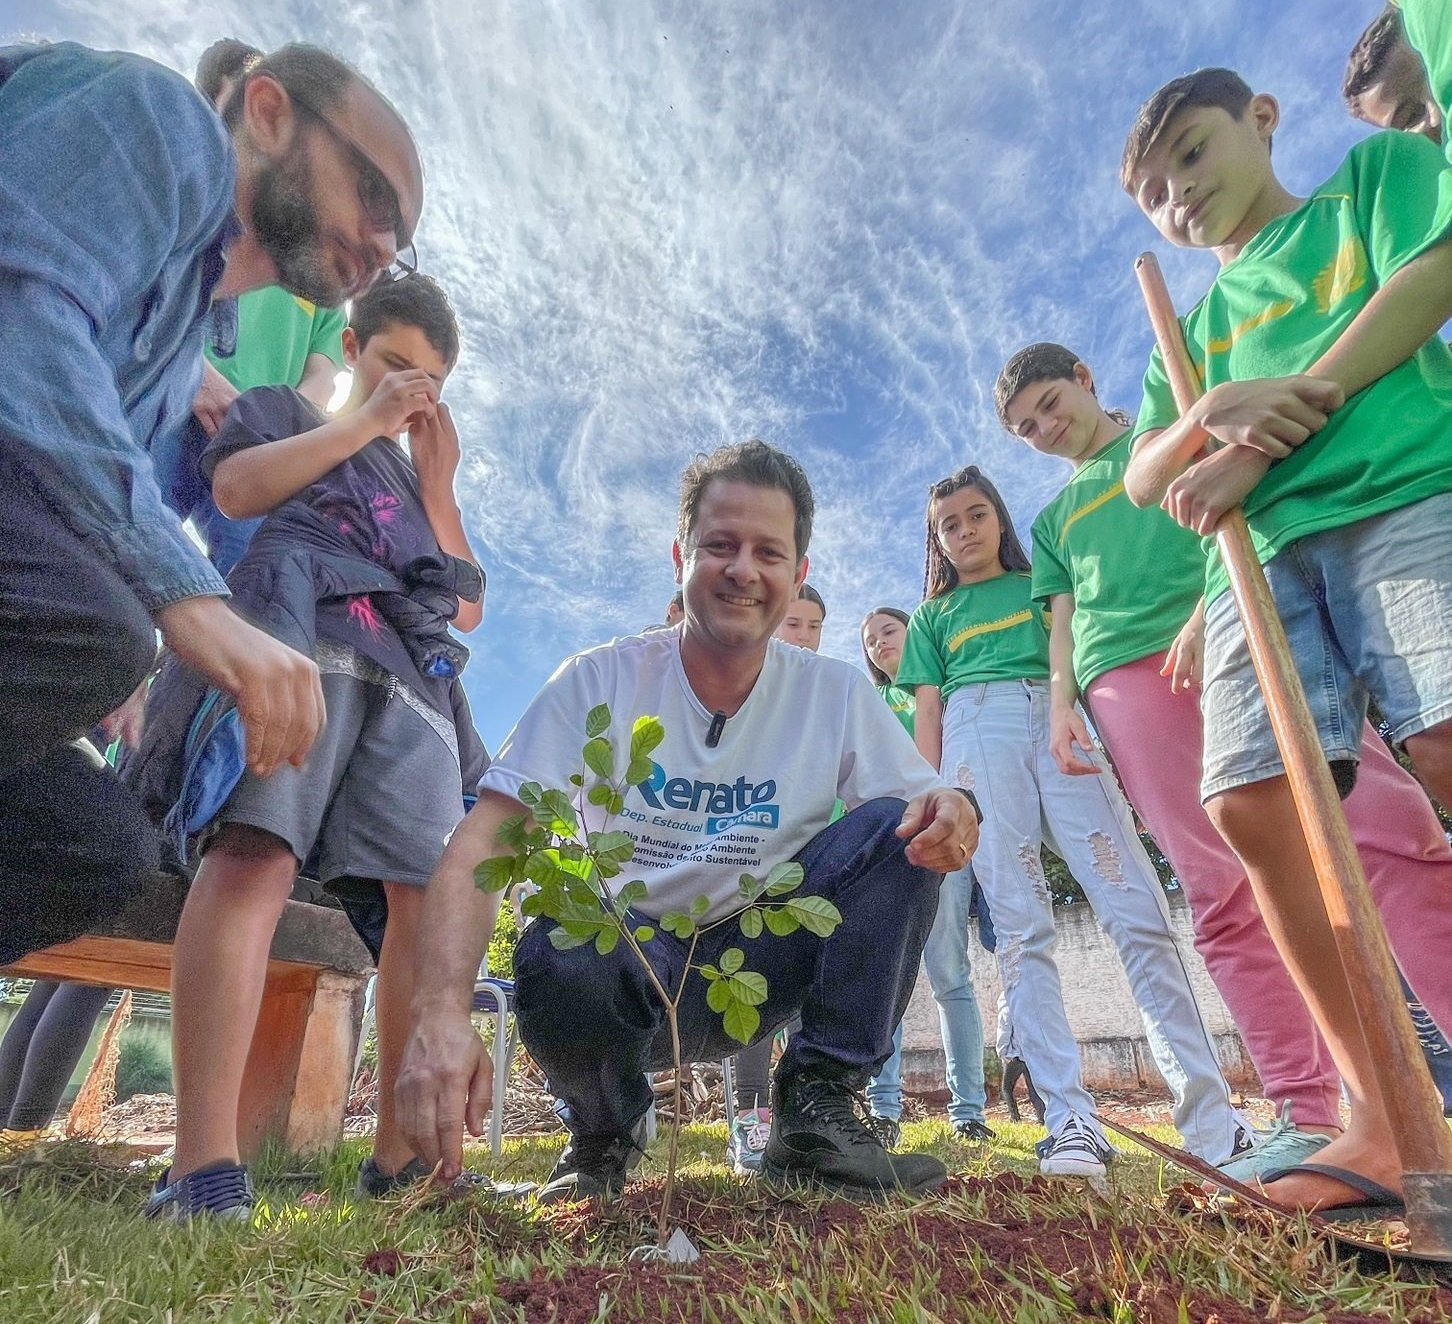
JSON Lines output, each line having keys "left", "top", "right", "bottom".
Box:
{"left": 1200, "top": 492, "right": 1452, "bottom": 801}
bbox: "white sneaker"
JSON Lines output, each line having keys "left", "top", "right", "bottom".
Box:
{"left": 1039, "top": 1115, "right": 1112, "bottom": 1178}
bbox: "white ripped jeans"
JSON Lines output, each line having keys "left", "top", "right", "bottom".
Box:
{"left": 943, "top": 679, "right": 1243, "bottom": 1161}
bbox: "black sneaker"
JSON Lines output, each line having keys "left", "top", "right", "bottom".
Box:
{"left": 953, "top": 1119, "right": 997, "bottom": 1143}
{"left": 1038, "top": 1114, "right": 1112, "bottom": 1178}
{"left": 762, "top": 1072, "right": 946, "bottom": 1199}
{"left": 866, "top": 1114, "right": 902, "bottom": 1151}
{"left": 537, "top": 1124, "right": 647, "bottom": 1205}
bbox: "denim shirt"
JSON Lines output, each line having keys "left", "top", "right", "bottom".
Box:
{"left": 0, "top": 42, "right": 237, "bottom": 610}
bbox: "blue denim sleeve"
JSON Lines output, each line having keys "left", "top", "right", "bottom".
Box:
{"left": 0, "top": 44, "right": 231, "bottom": 609}
{"left": 0, "top": 273, "right": 227, "bottom": 610}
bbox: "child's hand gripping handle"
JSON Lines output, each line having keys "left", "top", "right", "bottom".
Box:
{"left": 1135, "top": 252, "right": 1452, "bottom": 1248}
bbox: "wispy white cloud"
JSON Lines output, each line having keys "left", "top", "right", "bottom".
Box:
{"left": 14, "top": 0, "right": 1379, "bottom": 743}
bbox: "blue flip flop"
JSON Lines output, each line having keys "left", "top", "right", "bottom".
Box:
{"left": 1257, "top": 1162, "right": 1405, "bottom": 1224}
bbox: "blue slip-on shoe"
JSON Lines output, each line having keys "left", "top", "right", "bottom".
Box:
{"left": 145, "top": 1161, "right": 254, "bottom": 1223}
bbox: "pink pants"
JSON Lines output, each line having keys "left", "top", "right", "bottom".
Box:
{"left": 1086, "top": 651, "right": 1452, "bottom": 1127}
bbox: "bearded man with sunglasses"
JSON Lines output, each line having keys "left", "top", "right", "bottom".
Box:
{"left": 0, "top": 41, "right": 422, "bottom": 970}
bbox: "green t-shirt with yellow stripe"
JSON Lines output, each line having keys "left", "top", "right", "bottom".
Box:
{"left": 205, "top": 286, "right": 347, "bottom": 393}
{"left": 876, "top": 682, "right": 916, "bottom": 735}
{"left": 897, "top": 572, "right": 1049, "bottom": 701}
{"left": 1030, "top": 431, "right": 1205, "bottom": 689}
{"left": 1131, "top": 132, "right": 1452, "bottom": 605}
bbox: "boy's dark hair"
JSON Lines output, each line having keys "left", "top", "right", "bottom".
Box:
{"left": 860, "top": 605, "right": 911, "bottom": 686}
{"left": 995, "top": 343, "right": 1135, "bottom": 432}
{"left": 796, "top": 583, "right": 826, "bottom": 618}
{"left": 351, "top": 273, "right": 461, "bottom": 368}
{"left": 677, "top": 439, "right": 814, "bottom": 559}
{"left": 195, "top": 38, "right": 262, "bottom": 106}
{"left": 220, "top": 43, "right": 362, "bottom": 131}
{"left": 670, "top": 590, "right": 684, "bottom": 609}
{"left": 1343, "top": 7, "right": 1405, "bottom": 108}
{"left": 1121, "top": 68, "right": 1257, "bottom": 191}
{"left": 923, "top": 466, "right": 1031, "bottom": 600}
{"left": 994, "top": 343, "right": 1086, "bottom": 430}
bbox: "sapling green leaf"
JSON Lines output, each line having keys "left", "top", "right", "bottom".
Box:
{"left": 785, "top": 895, "right": 843, "bottom": 938}
{"left": 569, "top": 773, "right": 583, "bottom": 787}
{"left": 764, "top": 861, "right": 806, "bottom": 897}
{"left": 634, "top": 926, "right": 655, "bottom": 943}
{"left": 723, "top": 1000, "right": 761, "bottom": 1045}
{"left": 586, "top": 704, "right": 611, "bottom": 739}
{"left": 738, "top": 908, "right": 764, "bottom": 939}
{"left": 474, "top": 855, "right": 517, "bottom": 894}
{"left": 583, "top": 736, "right": 615, "bottom": 780}
{"left": 625, "top": 757, "right": 655, "bottom": 787}
{"left": 719, "top": 947, "right": 745, "bottom": 975}
{"left": 595, "top": 928, "right": 620, "bottom": 956}
{"left": 705, "top": 978, "right": 732, "bottom": 1014}
{"left": 727, "top": 970, "right": 768, "bottom": 1006}
{"left": 518, "top": 782, "right": 543, "bottom": 808}
{"left": 608, "top": 792, "right": 627, "bottom": 816}
{"left": 496, "top": 814, "right": 529, "bottom": 850}
{"left": 587, "top": 784, "right": 614, "bottom": 808}
{"left": 764, "top": 908, "right": 800, "bottom": 937}
{"left": 549, "top": 927, "right": 593, "bottom": 951}
{"left": 690, "top": 895, "right": 711, "bottom": 919}
{"left": 536, "top": 789, "right": 578, "bottom": 836}
{"left": 590, "top": 831, "right": 636, "bottom": 870}
{"left": 660, "top": 912, "right": 695, "bottom": 939}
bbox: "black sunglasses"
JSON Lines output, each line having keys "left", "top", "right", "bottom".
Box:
{"left": 287, "top": 86, "right": 418, "bottom": 281}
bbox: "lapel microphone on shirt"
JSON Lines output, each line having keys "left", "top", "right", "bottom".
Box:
{"left": 705, "top": 711, "right": 727, "bottom": 748}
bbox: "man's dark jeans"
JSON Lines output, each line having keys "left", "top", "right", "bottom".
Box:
{"left": 514, "top": 798, "right": 943, "bottom": 1137}
{"left": 0, "top": 476, "right": 159, "bottom": 964}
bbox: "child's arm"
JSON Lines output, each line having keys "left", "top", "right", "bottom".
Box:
{"left": 1307, "top": 240, "right": 1452, "bottom": 401}
{"left": 1161, "top": 599, "right": 1205, "bottom": 694}
{"left": 1156, "top": 241, "right": 1452, "bottom": 531}
{"left": 211, "top": 369, "right": 440, "bottom": 519}
{"left": 1124, "top": 375, "right": 1342, "bottom": 509}
{"left": 913, "top": 685, "right": 945, "bottom": 772}
{"left": 1047, "top": 594, "right": 1098, "bottom": 776}
{"left": 409, "top": 402, "right": 484, "bottom": 634}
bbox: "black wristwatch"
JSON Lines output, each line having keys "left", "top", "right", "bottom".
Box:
{"left": 956, "top": 785, "right": 983, "bottom": 824}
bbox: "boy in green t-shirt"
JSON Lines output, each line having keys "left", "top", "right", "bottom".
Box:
{"left": 998, "top": 340, "right": 1452, "bottom": 1183}
{"left": 1121, "top": 66, "right": 1452, "bottom": 1215}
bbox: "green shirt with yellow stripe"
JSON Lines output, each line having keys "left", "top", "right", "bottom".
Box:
{"left": 897, "top": 572, "right": 1049, "bottom": 701}
{"left": 1030, "top": 431, "right": 1205, "bottom": 690}
{"left": 876, "top": 682, "right": 917, "bottom": 735}
{"left": 1131, "top": 132, "right": 1452, "bottom": 605}
{"left": 205, "top": 286, "right": 347, "bottom": 393}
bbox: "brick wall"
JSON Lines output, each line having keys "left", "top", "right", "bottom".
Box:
{"left": 897, "top": 891, "right": 1259, "bottom": 1096}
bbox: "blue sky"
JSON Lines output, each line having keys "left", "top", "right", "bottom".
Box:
{"left": 11, "top": 0, "right": 1381, "bottom": 748}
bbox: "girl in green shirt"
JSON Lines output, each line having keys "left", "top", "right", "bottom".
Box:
{"left": 900, "top": 466, "right": 1248, "bottom": 1179}
{"left": 862, "top": 606, "right": 994, "bottom": 1144}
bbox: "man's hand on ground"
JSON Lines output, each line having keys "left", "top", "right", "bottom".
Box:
{"left": 154, "top": 596, "right": 324, "bottom": 776}
{"left": 896, "top": 789, "right": 980, "bottom": 873}
{"left": 396, "top": 1009, "right": 494, "bottom": 1183}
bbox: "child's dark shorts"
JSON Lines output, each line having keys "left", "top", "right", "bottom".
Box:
{"left": 214, "top": 642, "right": 465, "bottom": 888}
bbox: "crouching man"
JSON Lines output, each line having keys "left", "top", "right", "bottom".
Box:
{"left": 396, "top": 440, "right": 978, "bottom": 1201}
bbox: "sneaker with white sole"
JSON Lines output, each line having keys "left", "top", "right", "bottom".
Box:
{"left": 145, "top": 1161, "right": 255, "bottom": 1222}
{"left": 727, "top": 1107, "right": 773, "bottom": 1175}
{"left": 1039, "top": 1115, "right": 1112, "bottom": 1178}
{"left": 1216, "top": 1104, "right": 1333, "bottom": 1185}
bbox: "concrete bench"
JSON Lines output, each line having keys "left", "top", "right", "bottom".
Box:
{"left": 1, "top": 873, "right": 375, "bottom": 1156}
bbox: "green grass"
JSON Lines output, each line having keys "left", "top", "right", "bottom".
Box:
{"left": 0, "top": 1120, "right": 1446, "bottom": 1323}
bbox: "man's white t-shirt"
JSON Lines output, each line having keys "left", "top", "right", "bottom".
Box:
{"left": 480, "top": 632, "right": 950, "bottom": 922}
